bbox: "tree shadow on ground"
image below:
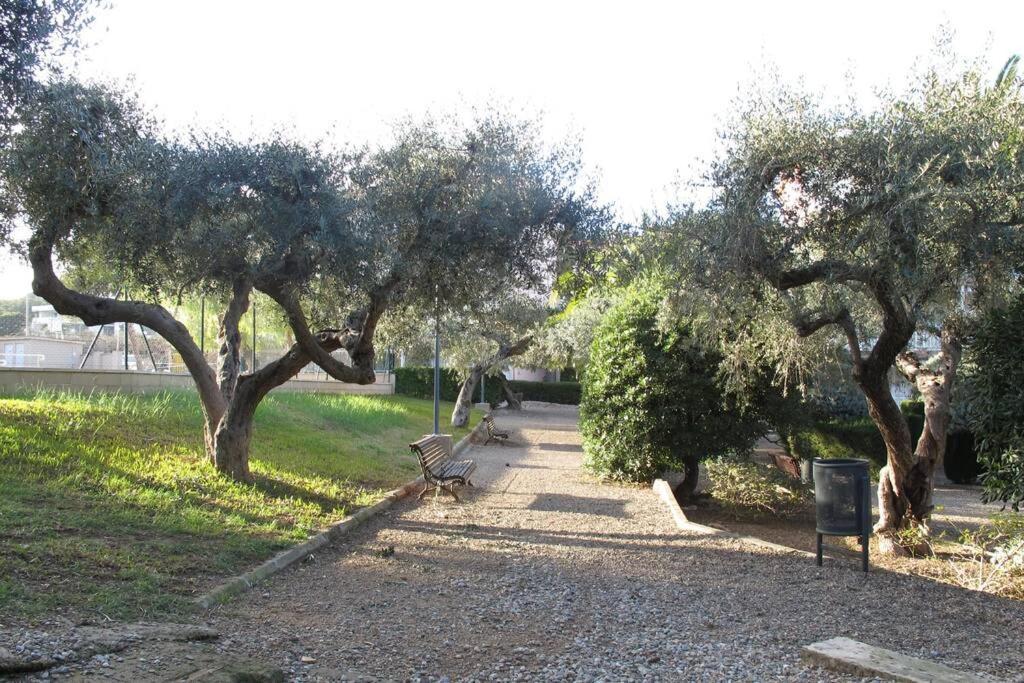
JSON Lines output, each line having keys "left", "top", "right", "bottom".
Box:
{"left": 533, "top": 442, "right": 583, "bottom": 453}
{"left": 525, "top": 493, "right": 627, "bottom": 518}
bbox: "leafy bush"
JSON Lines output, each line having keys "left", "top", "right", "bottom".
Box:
{"left": 579, "top": 284, "right": 766, "bottom": 483}
{"left": 787, "top": 417, "right": 887, "bottom": 471}
{"left": 962, "top": 297, "right": 1024, "bottom": 508}
{"left": 704, "top": 458, "right": 813, "bottom": 517}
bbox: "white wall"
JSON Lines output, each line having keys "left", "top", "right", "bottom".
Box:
{"left": 0, "top": 368, "right": 394, "bottom": 395}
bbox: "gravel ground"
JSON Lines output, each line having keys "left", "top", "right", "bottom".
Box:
{"left": 186, "top": 403, "right": 1023, "bottom": 682}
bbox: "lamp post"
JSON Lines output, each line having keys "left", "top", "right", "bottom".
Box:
{"left": 432, "top": 306, "right": 441, "bottom": 435}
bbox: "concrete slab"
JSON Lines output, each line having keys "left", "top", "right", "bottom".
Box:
{"left": 802, "top": 637, "right": 1003, "bottom": 682}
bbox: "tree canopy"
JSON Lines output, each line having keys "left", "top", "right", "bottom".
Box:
{"left": 1, "top": 79, "right": 610, "bottom": 478}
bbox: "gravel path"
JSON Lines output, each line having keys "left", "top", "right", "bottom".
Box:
{"left": 202, "top": 404, "right": 1024, "bottom": 682}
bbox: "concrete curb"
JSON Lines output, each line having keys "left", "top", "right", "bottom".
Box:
{"left": 801, "top": 636, "right": 1003, "bottom": 682}
{"left": 652, "top": 478, "right": 815, "bottom": 557}
{"left": 196, "top": 417, "right": 489, "bottom": 609}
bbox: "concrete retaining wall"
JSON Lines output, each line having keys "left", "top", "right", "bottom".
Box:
{"left": 0, "top": 367, "right": 393, "bottom": 395}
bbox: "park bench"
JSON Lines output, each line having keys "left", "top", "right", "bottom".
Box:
{"left": 409, "top": 434, "right": 476, "bottom": 501}
{"left": 483, "top": 413, "right": 509, "bottom": 446}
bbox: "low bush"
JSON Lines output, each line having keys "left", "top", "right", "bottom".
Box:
{"left": 789, "top": 399, "right": 979, "bottom": 479}
{"left": 394, "top": 366, "right": 462, "bottom": 401}
{"left": 945, "top": 430, "right": 981, "bottom": 484}
{"left": 704, "top": 458, "right": 813, "bottom": 517}
{"left": 901, "top": 399, "right": 925, "bottom": 445}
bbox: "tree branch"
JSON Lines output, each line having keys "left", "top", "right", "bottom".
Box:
{"left": 795, "top": 306, "right": 863, "bottom": 369}
{"left": 216, "top": 278, "right": 252, "bottom": 404}
{"left": 28, "top": 234, "right": 225, "bottom": 419}
{"left": 766, "top": 260, "right": 874, "bottom": 290}
{"left": 258, "top": 280, "right": 372, "bottom": 384}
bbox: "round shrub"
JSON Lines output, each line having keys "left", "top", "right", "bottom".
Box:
{"left": 962, "top": 295, "right": 1024, "bottom": 508}
{"left": 579, "top": 284, "right": 765, "bottom": 490}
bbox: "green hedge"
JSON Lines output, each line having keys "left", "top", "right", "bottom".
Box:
{"left": 394, "top": 367, "right": 462, "bottom": 401}
{"left": 394, "top": 367, "right": 581, "bottom": 405}
{"left": 789, "top": 400, "right": 980, "bottom": 482}
{"left": 507, "top": 380, "right": 581, "bottom": 405}
{"left": 788, "top": 417, "right": 887, "bottom": 472}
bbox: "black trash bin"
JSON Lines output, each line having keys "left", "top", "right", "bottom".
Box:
{"left": 812, "top": 458, "right": 871, "bottom": 572}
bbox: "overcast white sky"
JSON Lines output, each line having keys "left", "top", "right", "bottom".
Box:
{"left": 2, "top": 0, "right": 1023, "bottom": 296}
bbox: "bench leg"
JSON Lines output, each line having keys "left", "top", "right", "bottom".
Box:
{"left": 418, "top": 483, "right": 435, "bottom": 500}
{"left": 446, "top": 485, "right": 461, "bottom": 502}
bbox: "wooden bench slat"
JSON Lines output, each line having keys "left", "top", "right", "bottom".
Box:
{"left": 409, "top": 434, "right": 476, "bottom": 501}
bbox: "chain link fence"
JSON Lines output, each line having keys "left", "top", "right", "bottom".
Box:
{"left": 0, "top": 291, "right": 395, "bottom": 381}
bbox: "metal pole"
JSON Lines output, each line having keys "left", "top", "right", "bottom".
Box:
{"left": 139, "top": 325, "right": 158, "bottom": 371}
{"left": 199, "top": 296, "right": 205, "bottom": 355}
{"left": 80, "top": 288, "right": 120, "bottom": 369}
{"left": 24, "top": 293, "right": 30, "bottom": 335}
{"left": 123, "top": 291, "right": 129, "bottom": 371}
{"left": 251, "top": 300, "right": 257, "bottom": 371}
{"left": 79, "top": 323, "right": 104, "bottom": 369}
{"left": 433, "top": 313, "right": 441, "bottom": 435}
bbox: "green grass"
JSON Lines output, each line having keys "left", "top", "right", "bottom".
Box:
{"left": 0, "top": 388, "right": 474, "bottom": 621}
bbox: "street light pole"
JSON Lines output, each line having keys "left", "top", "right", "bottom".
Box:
{"left": 433, "top": 309, "right": 441, "bottom": 435}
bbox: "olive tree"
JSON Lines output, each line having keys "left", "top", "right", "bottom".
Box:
{"left": 2, "top": 81, "right": 605, "bottom": 480}
{"left": 446, "top": 293, "right": 550, "bottom": 426}
{"left": 1, "top": 0, "right": 96, "bottom": 138}
{"left": 675, "top": 57, "right": 1024, "bottom": 551}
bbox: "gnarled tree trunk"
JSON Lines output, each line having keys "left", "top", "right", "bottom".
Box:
{"left": 29, "top": 234, "right": 393, "bottom": 482}
{"left": 450, "top": 335, "right": 532, "bottom": 427}
{"left": 874, "top": 326, "right": 962, "bottom": 552}
{"left": 497, "top": 373, "right": 523, "bottom": 410}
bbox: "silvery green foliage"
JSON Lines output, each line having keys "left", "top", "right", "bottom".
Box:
{"left": 1, "top": 0, "right": 96, "bottom": 137}
{"left": 520, "top": 289, "right": 620, "bottom": 374}
{"left": 2, "top": 80, "right": 608, "bottom": 326}
{"left": 377, "top": 292, "right": 550, "bottom": 377}
{"left": 665, "top": 49, "right": 1024, "bottom": 394}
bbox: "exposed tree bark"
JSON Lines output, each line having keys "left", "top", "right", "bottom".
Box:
{"left": 451, "top": 335, "right": 533, "bottom": 427}
{"left": 496, "top": 373, "right": 523, "bottom": 410}
{"left": 207, "top": 306, "right": 385, "bottom": 480}
{"left": 671, "top": 456, "right": 701, "bottom": 501}
{"left": 776, "top": 259, "right": 952, "bottom": 554}
{"left": 874, "top": 325, "right": 963, "bottom": 550}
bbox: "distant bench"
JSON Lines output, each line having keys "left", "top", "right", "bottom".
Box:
{"left": 409, "top": 434, "right": 476, "bottom": 502}
{"left": 483, "top": 413, "right": 509, "bottom": 446}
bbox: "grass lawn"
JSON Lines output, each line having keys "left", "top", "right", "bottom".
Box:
{"left": 0, "top": 388, "right": 475, "bottom": 622}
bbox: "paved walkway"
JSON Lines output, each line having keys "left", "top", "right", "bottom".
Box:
{"left": 204, "top": 404, "right": 1024, "bottom": 682}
